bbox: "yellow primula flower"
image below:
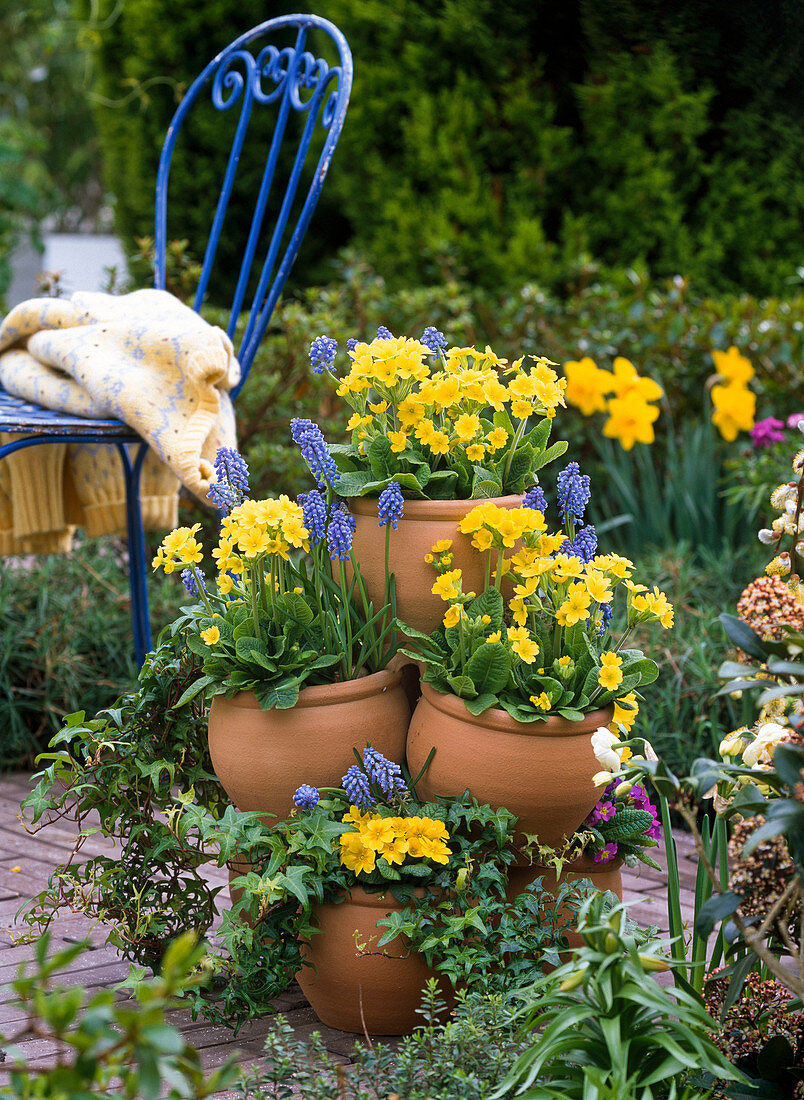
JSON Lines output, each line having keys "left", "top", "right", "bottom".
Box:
{"left": 608, "top": 357, "right": 664, "bottom": 403}
{"left": 339, "top": 832, "right": 377, "bottom": 875}
{"left": 486, "top": 427, "right": 509, "bottom": 451}
{"left": 360, "top": 815, "right": 396, "bottom": 851}
{"left": 466, "top": 443, "right": 486, "bottom": 462}
{"left": 432, "top": 569, "right": 462, "bottom": 602}
{"left": 556, "top": 581, "right": 592, "bottom": 626}
{"left": 486, "top": 630, "right": 502, "bottom": 643}
{"left": 387, "top": 429, "right": 409, "bottom": 453}
{"left": 585, "top": 569, "right": 613, "bottom": 604}
{"left": 217, "top": 573, "right": 235, "bottom": 595}
{"left": 368, "top": 399, "right": 389, "bottom": 415}
{"left": 428, "top": 431, "right": 450, "bottom": 455}
{"left": 613, "top": 692, "right": 639, "bottom": 732}
{"left": 454, "top": 412, "right": 482, "bottom": 442}
{"left": 201, "top": 625, "right": 220, "bottom": 645}
{"left": 443, "top": 604, "right": 464, "bottom": 629}
{"left": 510, "top": 634, "right": 540, "bottom": 663}
{"left": 530, "top": 692, "right": 552, "bottom": 710}
{"left": 598, "top": 651, "right": 624, "bottom": 691}
{"left": 432, "top": 539, "right": 453, "bottom": 553}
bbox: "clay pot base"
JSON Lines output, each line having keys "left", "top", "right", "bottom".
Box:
{"left": 295, "top": 887, "right": 452, "bottom": 1035}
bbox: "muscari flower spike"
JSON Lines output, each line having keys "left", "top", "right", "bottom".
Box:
{"left": 290, "top": 417, "right": 340, "bottom": 490}
{"left": 309, "top": 335, "right": 338, "bottom": 374}
{"left": 421, "top": 326, "right": 447, "bottom": 356}
{"left": 299, "top": 489, "right": 327, "bottom": 546}
{"left": 562, "top": 525, "right": 598, "bottom": 564}
{"left": 207, "top": 446, "right": 250, "bottom": 515}
{"left": 342, "top": 764, "right": 374, "bottom": 808}
{"left": 293, "top": 784, "right": 320, "bottom": 810}
{"left": 181, "top": 567, "right": 207, "bottom": 597}
{"left": 376, "top": 325, "right": 393, "bottom": 340}
{"left": 326, "top": 504, "right": 354, "bottom": 561}
{"left": 522, "top": 485, "right": 547, "bottom": 514}
{"left": 362, "top": 745, "right": 407, "bottom": 797}
{"left": 556, "top": 462, "right": 591, "bottom": 523}
{"left": 598, "top": 601, "right": 614, "bottom": 636}
{"left": 378, "top": 481, "right": 404, "bottom": 530}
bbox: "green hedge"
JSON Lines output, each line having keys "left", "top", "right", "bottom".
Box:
{"left": 82, "top": 0, "right": 804, "bottom": 298}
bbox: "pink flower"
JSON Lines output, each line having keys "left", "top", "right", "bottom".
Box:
{"left": 593, "top": 842, "right": 618, "bottom": 864}
{"left": 787, "top": 412, "right": 804, "bottom": 430}
{"left": 750, "top": 417, "right": 786, "bottom": 449}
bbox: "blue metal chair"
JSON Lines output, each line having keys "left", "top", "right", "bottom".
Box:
{"left": 0, "top": 15, "right": 352, "bottom": 667}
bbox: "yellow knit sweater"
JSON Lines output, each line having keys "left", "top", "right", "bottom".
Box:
{"left": 0, "top": 289, "right": 240, "bottom": 554}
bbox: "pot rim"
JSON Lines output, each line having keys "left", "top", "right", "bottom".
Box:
{"left": 418, "top": 682, "right": 613, "bottom": 736}
{"left": 330, "top": 885, "right": 441, "bottom": 908}
{"left": 348, "top": 494, "right": 523, "bottom": 519}
{"left": 210, "top": 666, "right": 402, "bottom": 711}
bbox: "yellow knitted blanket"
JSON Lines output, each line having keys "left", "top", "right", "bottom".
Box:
{"left": 0, "top": 289, "right": 240, "bottom": 554}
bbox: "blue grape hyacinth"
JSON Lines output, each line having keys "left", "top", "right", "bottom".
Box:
{"left": 378, "top": 481, "right": 404, "bottom": 530}
{"left": 556, "top": 462, "right": 591, "bottom": 522}
{"left": 421, "top": 326, "right": 447, "bottom": 356}
{"left": 326, "top": 504, "right": 354, "bottom": 560}
{"left": 522, "top": 485, "right": 547, "bottom": 514}
{"left": 309, "top": 335, "right": 338, "bottom": 374}
{"left": 293, "top": 784, "right": 320, "bottom": 810}
{"left": 363, "top": 746, "right": 407, "bottom": 797}
{"left": 376, "top": 325, "right": 393, "bottom": 340}
{"left": 299, "top": 489, "right": 327, "bottom": 546}
{"left": 207, "top": 446, "right": 250, "bottom": 515}
{"left": 342, "top": 765, "right": 373, "bottom": 808}
{"left": 290, "top": 418, "right": 340, "bottom": 490}
{"left": 181, "top": 567, "right": 207, "bottom": 597}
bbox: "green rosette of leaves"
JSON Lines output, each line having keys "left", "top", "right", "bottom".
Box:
{"left": 401, "top": 469, "right": 672, "bottom": 743}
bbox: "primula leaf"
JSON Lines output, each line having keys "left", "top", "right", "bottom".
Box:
{"left": 466, "top": 587, "right": 504, "bottom": 629}
{"left": 446, "top": 674, "right": 478, "bottom": 698}
{"left": 531, "top": 439, "right": 568, "bottom": 473}
{"left": 463, "top": 692, "right": 499, "bottom": 715}
{"left": 274, "top": 592, "right": 314, "bottom": 627}
{"left": 599, "top": 808, "right": 653, "bottom": 841}
{"left": 254, "top": 681, "right": 300, "bottom": 710}
{"left": 425, "top": 469, "right": 459, "bottom": 498}
{"left": 472, "top": 478, "right": 503, "bottom": 499}
{"left": 466, "top": 642, "right": 511, "bottom": 694}
{"left": 499, "top": 698, "right": 541, "bottom": 723}
{"left": 376, "top": 857, "right": 402, "bottom": 880}
{"left": 234, "top": 636, "right": 276, "bottom": 670}
{"left": 368, "top": 435, "right": 398, "bottom": 481}
{"left": 502, "top": 445, "right": 535, "bottom": 494}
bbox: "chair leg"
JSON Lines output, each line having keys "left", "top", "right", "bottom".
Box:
{"left": 117, "top": 442, "right": 152, "bottom": 668}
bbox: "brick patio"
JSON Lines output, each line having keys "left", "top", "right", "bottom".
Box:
{"left": 0, "top": 771, "right": 699, "bottom": 1094}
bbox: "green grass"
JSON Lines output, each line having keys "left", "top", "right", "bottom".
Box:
{"left": 627, "top": 541, "right": 765, "bottom": 777}
{"left": 0, "top": 535, "right": 181, "bottom": 769}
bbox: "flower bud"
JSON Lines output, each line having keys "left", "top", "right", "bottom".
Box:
{"left": 559, "top": 966, "right": 587, "bottom": 992}
{"left": 604, "top": 932, "right": 619, "bottom": 954}
{"left": 638, "top": 954, "right": 670, "bottom": 972}
{"left": 614, "top": 781, "right": 633, "bottom": 798}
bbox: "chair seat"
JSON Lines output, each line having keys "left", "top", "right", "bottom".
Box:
{"left": 0, "top": 386, "right": 140, "bottom": 439}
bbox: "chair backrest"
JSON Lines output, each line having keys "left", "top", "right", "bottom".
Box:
{"left": 153, "top": 15, "right": 352, "bottom": 398}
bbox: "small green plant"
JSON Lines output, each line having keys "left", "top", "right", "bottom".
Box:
{"left": 0, "top": 931, "right": 238, "bottom": 1098}
{"left": 20, "top": 622, "right": 226, "bottom": 972}
{"left": 498, "top": 893, "right": 742, "bottom": 1099}
{"left": 237, "top": 983, "right": 523, "bottom": 1099}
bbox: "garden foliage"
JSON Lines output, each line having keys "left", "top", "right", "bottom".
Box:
{"left": 79, "top": 0, "right": 804, "bottom": 297}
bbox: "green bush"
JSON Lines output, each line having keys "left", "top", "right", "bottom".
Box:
{"left": 0, "top": 538, "right": 180, "bottom": 769}
{"left": 82, "top": 0, "right": 804, "bottom": 297}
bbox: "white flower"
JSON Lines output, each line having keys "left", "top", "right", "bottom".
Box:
{"left": 642, "top": 739, "right": 658, "bottom": 761}
{"left": 742, "top": 721, "right": 788, "bottom": 768}
{"left": 591, "top": 726, "right": 622, "bottom": 772}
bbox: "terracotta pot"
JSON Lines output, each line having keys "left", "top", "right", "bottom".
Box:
{"left": 506, "top": 855, "right": 624, "bottom": 903}
{"left": 208, "top": 669, "right": 410, "bottom": 820}
{"left": 406, "top": 684, "right": 612, "bottom": 850}
{"left": 348, "top": 494, "right": 522, "bottom": 636}
{"left": 296, "top": 886, "right": 449, "bottom": 1035}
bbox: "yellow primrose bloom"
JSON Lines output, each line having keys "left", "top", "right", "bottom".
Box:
{"left": 511, "top": 398, "right": 535, "bottom": 420}
{"left": 414, "top": 418, "right": 438, "bottom": 446}
{"left": 360, "top": 815, "right": 396, "bottom": 851}
{"left": 238, "top": 528, "right": 273, "bottom": 558}
{"left": 432, "top": 569, "right": 462, "bottom": 602}
{"left": 217, "top": 573, "right": 235, "bottom": 595}
{"left": 613, "top": 692, "right": 639, "bottom": 732}
{"left": 162, "top": 523, "right": 201, "bottom": 555}
{"left": 593, "top": 554, "right": 634, "bottom": 580}
{"left": 368, "top": 399, "right": 389, "bottom": 415}
{"left": 432, "top": 539, "right": 453, "bottom": 553}
{"left": 443, "top": 604, "right": 464, "bottom": 629}
{"left": 486, "top": 427, "right": 509, "bottom": 451}
{"left": 419, "top": 837, "right": 452, "bottom": 864}
{"left": 342, "top": 806, "right": 371, "bottom": 827}
{"left": 339, "top": 832, "right": 376, "bottom": 875}
{"left": 585, "top": 569, "right": 613, "bottom": 604}
{"left": 398, "top": 398, "right": 426, "bottom": 428}
{"left": 556, "top": 581, "right": 592, "bottom": 626}
{"left": 511, "top": 634, "right": 540, "bottom": 663}
{"left": 201, "top": 625, "right": 220, "bottom": 645}
{"left": 387, "top": 429, "right": 409, "bottom": 453}
{"left": 346, "top": 413, "right": 372, "bottom": 431}
{"left": 428, "top": 431, "right": 451, "bottom": 455}
{"left": 550, "top": 554, "right": 586, "bottom": 584}
{"left": 466, "top": 443, "right": 486, "bottom": 462}
{"left": 530, "top": 692, "right": 552, "bottom": 710}
{"left": 598, "top": 651, "right": 624, "bottom": 691}
{"left": 486, "top": 631, "right": 502, "bottom": 643}
{"left": 454, "top": 412, "right": 482, "bottom": 442}
{"left": 509, "top": 596, "right": 529, "bottom": 626}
